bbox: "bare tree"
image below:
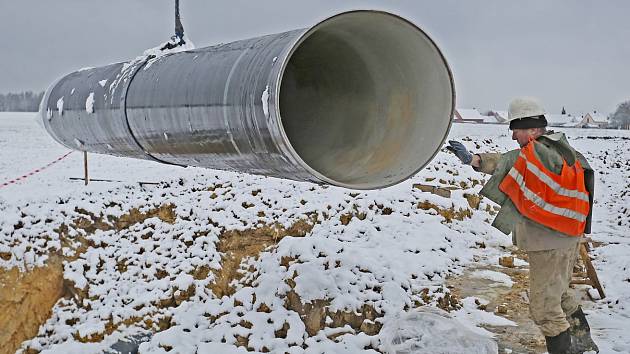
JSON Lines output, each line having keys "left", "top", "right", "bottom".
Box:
{"left": 609, "top": 100, "right": 630, "bottom": 129}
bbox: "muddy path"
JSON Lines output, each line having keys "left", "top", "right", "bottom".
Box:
{"left": 447, "top": 248, "right": 595, "bottom": 354}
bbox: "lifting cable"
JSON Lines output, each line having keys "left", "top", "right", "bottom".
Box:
{"left": 161, "top": 0, "right": 186, "bottom": 50}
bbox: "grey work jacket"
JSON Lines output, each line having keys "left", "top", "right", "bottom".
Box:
{"left": 474, "top": 132, "right": 594, "bottom": 251}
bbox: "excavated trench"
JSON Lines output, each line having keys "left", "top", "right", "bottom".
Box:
{"left": 5, "top": 183, "right": 480, "bottom": 353}
{"left": 7, "top": 203, "right": 367, "bottom": 353}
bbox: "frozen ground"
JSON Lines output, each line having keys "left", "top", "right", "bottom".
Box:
{"left": 1, "top": 112, "right": 629, "bottom": 354}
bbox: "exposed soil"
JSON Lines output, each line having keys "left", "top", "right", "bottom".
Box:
{"left": 0, "top": 256, "right": 64, "bottom": 354}
{"left": 209, "top": 214, "right": 317, "bottom": 298}
{"left": 7, "top": 204, "right": 179, "bottom": 353}
{"left": 448, "top": 248, "right": 599, "bottom": 354}
{"left": 448, "top": 251, "right": 547, "bottom": 354}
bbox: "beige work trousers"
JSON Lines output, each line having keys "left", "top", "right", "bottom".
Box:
{"left": 527, "top": 243, "right": 581, "bottom": 337}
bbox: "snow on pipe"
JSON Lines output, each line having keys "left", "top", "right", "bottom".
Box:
{"left": 40, "top": 10, "right": 455, "bottom": 190}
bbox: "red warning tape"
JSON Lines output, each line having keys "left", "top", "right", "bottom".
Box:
{"left": 0, "top": 151, "right": 74, "bottom": 189}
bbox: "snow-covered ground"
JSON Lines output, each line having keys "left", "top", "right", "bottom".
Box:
{"left": 1, "top": 112, "right": 629, "bottom": 354}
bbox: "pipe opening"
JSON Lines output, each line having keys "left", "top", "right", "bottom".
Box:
{"left": 279, "top": 11, "right": 454, "bottom": 189}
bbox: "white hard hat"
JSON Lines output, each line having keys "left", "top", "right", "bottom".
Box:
{"left": 508, "top": 97, "right": 546, "bottom": 121}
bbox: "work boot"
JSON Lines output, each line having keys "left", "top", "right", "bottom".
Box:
{"left": 545, "top": 329, "right": 583, "bottom": 354}
{"left": 568, "top": 306, "right": 599, "bottom": 353}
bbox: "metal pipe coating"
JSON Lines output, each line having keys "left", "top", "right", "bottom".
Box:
{"left": 40, "top": 10, "right": 455, "bottom": 189}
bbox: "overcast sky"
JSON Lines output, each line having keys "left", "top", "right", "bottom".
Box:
{"left": 1, "top": 0, "right": 628, "bottom": 114}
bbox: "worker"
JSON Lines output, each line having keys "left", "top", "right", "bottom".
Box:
{"left": 447, "top": 97, "right": 598, "bottom": 354}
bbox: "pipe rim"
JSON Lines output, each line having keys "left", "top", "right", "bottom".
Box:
{"left": 274, "top": 9, "right": 456, "bottom": 190}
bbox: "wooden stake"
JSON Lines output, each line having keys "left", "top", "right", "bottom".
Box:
{"left": 579, "top": 243, "right": 605, "bottom": 299}
{"left": 83, "top": 151, "right": 89, "bottom": 185}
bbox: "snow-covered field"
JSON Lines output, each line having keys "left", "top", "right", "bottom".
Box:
{"left": 1, "top": 112, "right": 629, "bottom": 354}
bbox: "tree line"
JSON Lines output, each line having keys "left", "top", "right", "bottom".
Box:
{"left": 0, "top": 91, "right": 45, "bottom": 112}
{"left": 609, "top": 100, "right": 630, "bottom": 130}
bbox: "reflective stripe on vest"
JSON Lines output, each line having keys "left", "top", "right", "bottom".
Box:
{"left": 499, "top": 140, "right": 589, "bottom": 236}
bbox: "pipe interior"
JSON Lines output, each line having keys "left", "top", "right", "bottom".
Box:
{"left": 279, "top": 12, "right": 454, "bottom": 189}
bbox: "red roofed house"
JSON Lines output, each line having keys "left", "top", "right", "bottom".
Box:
{"left": 453, "top": 108, "right": 485, "bottom": 123}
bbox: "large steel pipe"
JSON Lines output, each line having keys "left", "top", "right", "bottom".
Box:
{"left": 40, "top": 10, "right": 455, "bottom": 189}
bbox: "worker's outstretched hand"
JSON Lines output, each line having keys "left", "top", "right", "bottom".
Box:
{"left": 446, "top": 140, "right": 473, "bottom": 165}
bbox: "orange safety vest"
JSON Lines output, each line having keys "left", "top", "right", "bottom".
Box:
{"left": 499, "top": 140, "right": 589, "bottom": 236}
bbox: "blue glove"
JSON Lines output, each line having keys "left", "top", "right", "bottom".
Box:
{"left": 446, "top": 140, "right": 473, "bottom": 165}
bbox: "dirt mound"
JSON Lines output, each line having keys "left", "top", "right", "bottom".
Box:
{"left": 210, "top": 214, "right": 318, "bottom": 298}
{"left": 0, "top": 256, "right": 64, "bottom": 354}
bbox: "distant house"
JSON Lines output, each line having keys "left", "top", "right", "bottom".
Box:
{"left": 453, "top": 108, "right": 485, "bottom": 123}
{"left": 545, "top": 113, "right": 580, "bottom": 128}
{"left": 578, "top": 112, "right": 609, "bottom": 128}
{"left": 481, "top": 115, "right": 502, "bottom": 124}
{"left": 485, "top": 110, "right": 581, "bottom": 127}
{"left": 490, "top": 110, "right": 509, "bottom": 124}
{"left": 565, "top": 115, "right": 583, "bottom": 128}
